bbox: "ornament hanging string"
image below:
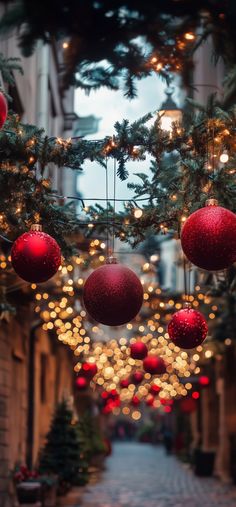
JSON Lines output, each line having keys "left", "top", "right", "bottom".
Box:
{"left": 105, "top": 157, "right": 109, "bottom": 257}
{"left": 183, "top": 255, "right": 191, "bottom": 302}
{"left": 112, "top": 158, "right": 117, "bottom": 254}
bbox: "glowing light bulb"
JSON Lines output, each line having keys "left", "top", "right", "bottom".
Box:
{"left": 220, "top": 153, "right": 229, "bottom": 163}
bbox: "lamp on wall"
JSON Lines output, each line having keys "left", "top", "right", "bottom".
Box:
{"left": 159, "top": 87, "right": 182, "bottom": 132}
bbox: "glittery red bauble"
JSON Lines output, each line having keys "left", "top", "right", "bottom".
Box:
{"left": 81, "top": 362, "right": 97, "bottom": 379}
{"left": 83, "top": 263, "right": 143, "bottom": 326}
{"left": 150, "top": 384, "right": 161, "bottom": 395}
{"left": 11, "top": 229, "right": 61, "bottom": 283}
{"left": 181, "top": 204, "right": 236, "bottom": 271}
{"left": 143, "top": 355, "right": 166, "bottom": 375}
{"left": 131, "top": 371, "right": 144, "bottom": 385}
{"left": 120, "top": 378, "right": 130, "bottom": 389}
{"left": 76, "top": 376, "right": 88, "bottom": 390}
{"left": 131, "top": 395, "right": 140, "bottom": 406}
{"left": 130, "top": 341, "right": 148, "bottom": 360}
{"left": 0, "top": 93, "right": 7, "bottom": 128}
{"left": 168, "top": 308, "right": 208, "bottom": 349}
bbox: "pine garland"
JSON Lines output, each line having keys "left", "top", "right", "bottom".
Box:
{"left": 0, "top": 97, "right": 236, "bottom": 255}
{"left": 1, "top": 1, "right": 236, "bottom": 96}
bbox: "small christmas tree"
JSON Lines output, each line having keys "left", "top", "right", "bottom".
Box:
{"left": 77, "top": 412, "right": 106, "bottom": 464}
{"left": 39, "top": 400, "right": 87, "bottom": 490}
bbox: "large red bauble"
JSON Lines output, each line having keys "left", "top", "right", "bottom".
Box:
{"left": 143, "top": 355, "right": 166, "bottom": 375}
{"left": 168, "top": 308, "right": 208, "bottom": 349}
{"left": 131, "top": 371, "right": 144, "bottom": 385}
{"left": 83, "top": 263, "right": 143, "bottom": 326}
{"left": 76, "top": 376, "right": 88, "bottom": 390}
{"left": 81, "top": 362, "right": 97, "bottom": 379}
{"left": 130, "top": 341, "right": 148, "bottom": 360}
{"left": 181, "top": 203, "right": 236, "bottom": 271}
{"left": 11, "top": 229, "right": 61, "bottom": 283}
{"left": 0, "top": 92, "right": 7, "bottom": 128}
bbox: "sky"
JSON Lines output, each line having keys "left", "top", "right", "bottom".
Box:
{"left": 74, "top": 74, "right": 182, "bottom": 210}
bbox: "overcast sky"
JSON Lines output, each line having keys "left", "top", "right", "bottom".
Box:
{"left": 74, "top": 74, "right": 181, "bottom": 210}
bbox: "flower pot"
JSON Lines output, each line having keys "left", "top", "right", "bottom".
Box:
{"left": 16, "top": 482, "right": 42, "bottom": 504}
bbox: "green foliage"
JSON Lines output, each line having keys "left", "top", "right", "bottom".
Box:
{"left": 77, "top": 412, "right": 106, "bottom": 463}
{"left": 87, "top": 97, "right": 236, "bottom": 245}
{"left": 1, "top": 1, "right": 236, "bottom": 96}
{"left": 0, "top": 54, "right": 23, "bottom": 99}
{"left": 39, "top": 400, "right": 85, "bottom": 487}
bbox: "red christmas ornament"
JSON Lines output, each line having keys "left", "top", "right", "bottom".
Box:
{"left": 120, "top": 378, "right": 130, "bottom": 389}
{"left": 0, "top": 92, "right": 8, "bottom": 128}
{"left": 181, "top": 200, "right": 236, "bottom": 271}
{"left": 180, "top": 397, "right": 197, "bottom": 414}
{"left": 76, "top": 376, "right": 88, "bottom": 390}
{"left": 81, "top": 362, "right": 97, "bottom": 379}
{"left": 192, "top": 391, "right": 200, "bottom": 400}
{"left": 130, "top": 341, "right": 148, "bottom": 360}
{"left": 150, "top": 384, "right": 161, "bottom": 395}
{"left": 146, "top": 395, "right": 154, "bottom": 407}
{"left": 131, "top": 371, "right": 144, "bottom": 385}
{"left": 11, "top": 225, "right": 61, "bottom": 283}
{"left": 131, "top": 395, "right": 140, "bottom": 406}
{"left": 199, "top": 375, "right": 210, "bottom": 387}
{"left": 168, "top": 305, "right": 208, "bottom": 349}
{"left": 143, "top": 355, "right": 166, "bottom": 375}
{"left": 83, "top": 259, "right": 143, "bottom": 326}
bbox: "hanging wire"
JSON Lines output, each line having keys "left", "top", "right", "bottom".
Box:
{"left": 112, "top": 158, "right": 117, "bottom": 254}
{"left": 183, "top": 254, "right": 188, "bottom": 302}
{"left": 105, "top": 157, "right": 109, "bottom": 257}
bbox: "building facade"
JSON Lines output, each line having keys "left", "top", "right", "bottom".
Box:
{"left": 0, "top": 30, "right": 77, "bottom": 506}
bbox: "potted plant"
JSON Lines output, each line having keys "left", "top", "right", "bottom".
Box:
{"left": 13, "top": 465, "right": 42, "bottom": 504}
{"left": 13, "top": 465, "right": 58, "bottom": 506}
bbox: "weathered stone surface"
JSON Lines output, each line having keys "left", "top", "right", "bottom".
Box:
{"left": 76, "top": 443, "right": 236, "bottom": 507}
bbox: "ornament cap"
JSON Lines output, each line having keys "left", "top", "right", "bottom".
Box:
{"left": 183, "top": 301, "right": 192, "bottom": 309}
{"left": 30, "top": 223, "right": 43, "bottom": 232}
{"left": 106, "top": 255, "right": 117, "bottom": 264}
{"left": 205, "top": 198, "right": 218, "bottom": 207}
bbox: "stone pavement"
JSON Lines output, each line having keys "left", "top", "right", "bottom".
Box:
{"left": 77, "top": 442, "right": 236, "bottom": 507}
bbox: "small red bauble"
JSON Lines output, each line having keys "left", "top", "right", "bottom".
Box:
{"left": 0, "top": 92, "right": 8, "bottom": 128}
{"left": 120, "top": 378, "right": 130, "bottom": 388}
{"left": 180, "top": 398, "right": 197, "bottom": 414}
{"left": 11, "top": 225, "right": 61, "bottom": 283}
{"left": 131, "top": 395, "right": 140, "bottom": 406}
{"left": 130, "top": 341, "right": 148, "bottom": 360}
{"left": 76, "top": 376, "right": 88, "bottom": 390}
{"left": 143, "top": 355, "right": 166, "bottom": 375}
{"left": 199, "top": 375, "right": 210, "bottom": 387}
{"left": 150, "top": 384, "right": 161, "bottom": 395}
{"left": 131, "top": 371, "right": 144, "bottom": 385}
{"left": 181, "top": 200, "right": 236, "bottom": 271}
{"left": 146, "top": 395, "right": 154, "bottom": 407}
{"left": 168, "top": 306, "right": 208, "bottom": 349}
{"left": 83, "top": 260, "right": 143, "bottom": 326}
{"left": 81, "top": 362, "right": 97, "bottom": 379}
